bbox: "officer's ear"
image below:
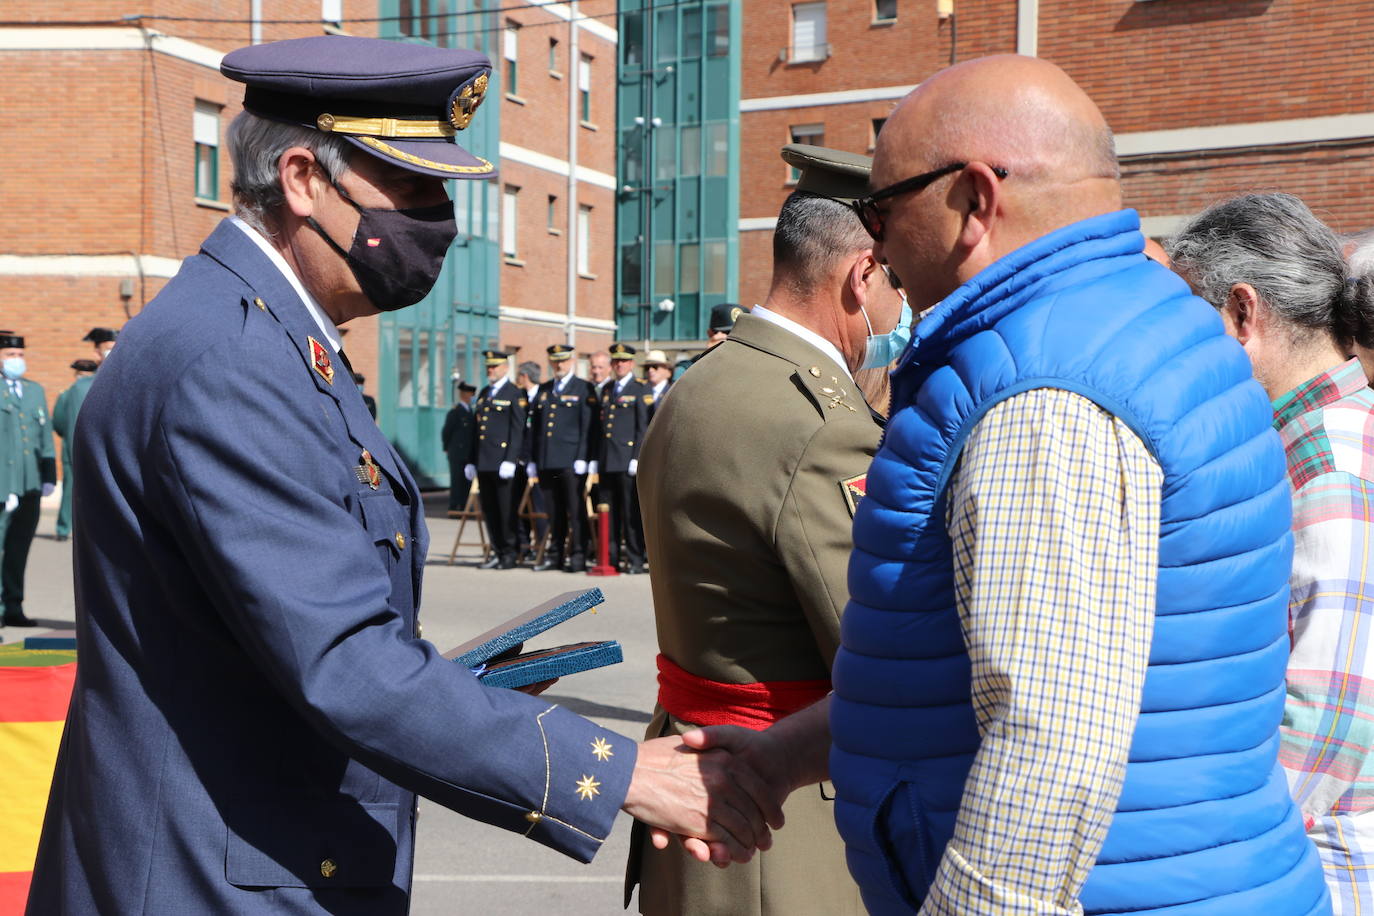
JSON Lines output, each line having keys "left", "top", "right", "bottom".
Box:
{"left": 845, "top": 251, "right": 882, "bottom": 310}
{"left": 279, "top": 147, "right": 323, "bottom": 220}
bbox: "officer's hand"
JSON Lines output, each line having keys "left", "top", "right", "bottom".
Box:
{"left": 41, "top": 482, "right": 55, "bottom": 498}
{"left": 463, "top": 464, "right": 476, "bottom": 482}
{"left": 587, "top": 461, "right": 598, "bottom": 477}
{"left": 498, "top": 461, "right": 516, "bottom": 480}
{"left": 622, "top": 736, "right": 778, "bottom": 866}
{"left": 3, "top": 493, "right": 16, "bottom": 513}
{"left": 628, "top": 459, "right": 639, "bottom": 477}
{"left": 526, "top": 462, "right": 538, "bottom": 479}
{"left": 573, "top": 460, "right": 587, "bottom": 476}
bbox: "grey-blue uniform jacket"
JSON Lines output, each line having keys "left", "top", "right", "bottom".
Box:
{"left": 531, "top": 376, "right": 594, "bottom": 470}
{"left": 27, "top": 220, "right": 635, "bottom": 915}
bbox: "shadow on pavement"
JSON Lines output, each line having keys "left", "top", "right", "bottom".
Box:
{"left": 542, "top": 694, "right": 654, "bottom": 724}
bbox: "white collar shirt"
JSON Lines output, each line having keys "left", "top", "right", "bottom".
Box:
{"left": 750, "top": 304, "right": 852, "bottom": 381}
{"left": 229, "top": 216, "right": 342, "bottom": 353}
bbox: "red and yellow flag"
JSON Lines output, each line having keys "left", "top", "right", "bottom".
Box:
{"left": 0, "top": 646, "right": 75, "bottom": 914}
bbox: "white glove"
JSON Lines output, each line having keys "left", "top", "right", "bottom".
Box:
{"left": 41, "top": 482, "right": 55, "bottom": 498}
{"left": 4, "top": 493, "right": 16, "bottom": 513}
{"left": 464, "top": 464, "right": 476, "bottom": 482}
{"left": 587, "top": 461, "right": 598, "bottom": 477}
{"left": 628, "top": 459, "right": 639, "bottom": 477}
{"left": 527, "top": 462, "right": 538, "bottom": 479}
{"left": 498, "top": 460, "right": 516, "bottom": 480}
{"left": 573, "top": 460, "right": 587, "bottom": 475}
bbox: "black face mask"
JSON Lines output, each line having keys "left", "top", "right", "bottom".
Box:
{"left": 308, "top": 182, "right": 459, "bottom": 312}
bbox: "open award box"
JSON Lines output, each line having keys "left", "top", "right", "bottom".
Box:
{"left": 443, "top": 588, "right": 623, "bottom": 690}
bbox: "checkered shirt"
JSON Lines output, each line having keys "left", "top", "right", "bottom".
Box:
{"left": 1274, "top": 357, "right": 1374, "bottom": 915}
{"left": 923, "top": 389, "right": 1160, "bottom": 916}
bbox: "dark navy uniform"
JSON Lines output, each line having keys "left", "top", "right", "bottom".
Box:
{"left": 28, "top": 37, "right": 636, "bottom": 916}
{"left": 441, "top": 383, "right": 477, "bottom": 510}
{"left": 471, "top": 361, "right": 526, "bottom": 567}
{"left": 530, "top": 345, "right": 593, "bottom": 571}
{"left": 597, "top": 344, "right": 649, "bottom": 572}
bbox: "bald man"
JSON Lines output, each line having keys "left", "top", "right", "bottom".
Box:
{"left": 688, "top": 55, "right": 1331, "bottom": 915}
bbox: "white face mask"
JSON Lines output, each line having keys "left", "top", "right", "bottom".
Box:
{"left": 2, "top": 357, "right": 25, "bottom": 381}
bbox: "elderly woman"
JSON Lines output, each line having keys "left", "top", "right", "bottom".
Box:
{"left": 1169, "top": 192, "right": 1374, "bottom": 915}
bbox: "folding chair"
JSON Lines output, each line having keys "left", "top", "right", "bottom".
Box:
{"left": 515, "top": 478, "right": 551, "bottom": 566}
{"left": 447, "top": 482, "right": 489, "bottom": 565}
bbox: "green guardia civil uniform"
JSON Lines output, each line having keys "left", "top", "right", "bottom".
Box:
{"left": 52, "top": 374, "right": 94, "bottom": 538}
{"left": 0, "top": 377, "right": 55, "bottom": 500}
{"left": 626, "top": 313, "right": 879, "bottom": 916}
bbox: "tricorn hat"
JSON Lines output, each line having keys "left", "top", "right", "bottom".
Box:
{"left": 71, "top": 359, "right": 99, "bottom": 372}
{"left": 83, "top": 327, "right": 119, "bottom": 345}
{"left": 0, "top": 331, "right": 23, "bottom": 349}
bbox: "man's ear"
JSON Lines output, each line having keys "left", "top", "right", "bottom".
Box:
{"left": 1224, "top": 282, "right": 1262, "bottom": 346}
{"left": 846, "top": 251, "right": 880, "bottom": 310}
{"left": 279, "top": 147, "right": 321, "bottom": 220}
{"left": 954, "top": 162, "right": 1003, "bottom": 253}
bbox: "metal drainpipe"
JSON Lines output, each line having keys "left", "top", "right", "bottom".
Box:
{"left": 566, "top": 7, "right": 580, "bottom": 346}
{"left": 1016, "top": 0, "right": 1038, "bottom": 57}
{"left": 251, "top": 0, "right": 262, "bottom": 45}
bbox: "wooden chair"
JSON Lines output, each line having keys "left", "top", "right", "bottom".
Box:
{"left": 515, "top": 478, "right": 550, "bottom": 566}
{"left": 447, "top": 482, "right": 489, "bottom": 565}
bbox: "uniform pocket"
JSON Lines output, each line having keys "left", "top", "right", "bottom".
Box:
{"left": 872, "top": 779, "right": 936, "bottom": 909}
{"left": 225, "top": 801, "right": 399, "bottom": 888}
{"left": 357, "top": 490, "right": 405, "bottom": 565}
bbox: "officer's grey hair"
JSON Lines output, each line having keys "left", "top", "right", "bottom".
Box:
{"left": 772, "top": 192, "right": 873, "bottom": 295}
{"left": 518, "top": 361, "right": 541, "bottom": 384}
{"left": 1167, "top": 192, "right": 1374, "bottom": 350}
{"left": 1344, "top": 228, "right": 1374, "bottom": 279}
{"left": 227, "top": 111, "right": 355, "bottom": 240}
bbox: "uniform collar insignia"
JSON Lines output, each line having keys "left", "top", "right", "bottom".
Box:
{"left": 308, "top": 336, "right": 334, "bottom": 385}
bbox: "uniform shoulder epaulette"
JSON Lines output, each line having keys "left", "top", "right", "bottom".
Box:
{"left": 793, "top": 364, "right": 861, "bottom": 418}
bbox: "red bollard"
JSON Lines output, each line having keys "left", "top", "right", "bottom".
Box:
{"left": 587, "top": 502, "right": 619, "bottom": 576}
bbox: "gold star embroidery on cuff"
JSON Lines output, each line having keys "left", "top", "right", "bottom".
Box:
{"left": 591, "top": 737, "right": 614, "bottom": 762}
{"left": 575, "top": 774, "right": 601, "bottom": 801}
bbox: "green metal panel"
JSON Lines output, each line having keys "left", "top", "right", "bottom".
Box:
{"left": 616, "top": 0, "right": 740, "bottom": 345}
{"left": 376, "top": 0, "right": 501, "bottom": 488}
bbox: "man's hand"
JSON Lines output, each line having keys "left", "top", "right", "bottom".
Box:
{"left": 498, "top": 461, "right": 515, "bottom": 480}
{"left": 622, "top": 736, "right": 786, "bottom": 866}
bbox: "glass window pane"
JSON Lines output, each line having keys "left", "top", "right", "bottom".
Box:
{"left": 704, "top": 241, "right": 727, "bottom": 294}
{"left": 791, "top": 2, "right": 827, "bottom": 62}
{"left": 453, "top": 179, "right": 471, "bottom": 235}
{"left": 655, "top": 8, "right": 677, "bottom": 63}
{"left": 486, "top": 181, "right": 500, "bottom": 243}
{"left": 547, "top": 194, "right": 557, "bottom": 230}
{"left": 578, "top": 206, "right": 592, "bottom": 275}
{"left": 681, "top": 5, "right": 702, "bottom": 58}
{"left": 623, "top": 12, "right": 643, "bottom": 67}
{"left": 679, "top": 243, "right": 700, "bottom": 295}
{"left": 548, "top": 38, "right": 558, "bottom": 71}
{"left": 654, "top": 241, "right": 675, "bottom": 295}
{"left": 502, "top": 186, "right": 518, "bottom": 256}
{"left": 621, "top": 243, "right": 643, "bottom": 299}
{"left": 398, "top": 327, "right": 415, "bottom": 409}
{"left": 707, "top": 123, "right": 728, "bottom": 176}
{"left": 875, "top": 0, "right": 897, "bottom": 20}
{"left": 654, "top": 130, "right": 676, "bottom": 181}
{"left": 707, "top": 4, "right": 730, "bottom": 57}
{"left": 680, "top": 126, "right": 701, "bottom": 177}
{"left": 416, "top": 330, "right": 433, "bottom": 407}
{"left": 193, "top": 101, "right": 219, "bottom": 147}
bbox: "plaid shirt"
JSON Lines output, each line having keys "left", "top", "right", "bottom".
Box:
{"left": 926, "top": 389, "right": 1160, "bottom": 915}
{"left": 1274, "top": 357, "right": 1374, "bottom": 915}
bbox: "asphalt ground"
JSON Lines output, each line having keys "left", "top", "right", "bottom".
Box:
{"left": 12, "top": 492, "right": 661, "bottom": 915}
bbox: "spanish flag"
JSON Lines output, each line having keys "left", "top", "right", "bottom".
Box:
{"left": 0, "top": 646, "right": 75, "bottom": 914}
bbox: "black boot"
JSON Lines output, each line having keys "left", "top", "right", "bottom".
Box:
{"left": 565, "top": 555, "right": 587, "bottom": 573}
{"left": 3, "top": 607, "right": 37, "bottom": 627}
{"left": 478, "top": 555, "right": 502, "bottom": 569}
{"left": 533, "top": 555, "right": 562, "bottom": 572}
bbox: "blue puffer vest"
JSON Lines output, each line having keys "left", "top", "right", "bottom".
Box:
{"left": 830, "top": 211, "right": 1331, "bottom": 915}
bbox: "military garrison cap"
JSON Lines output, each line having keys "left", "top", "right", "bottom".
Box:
{"left": 547, "top": 344, "right": 574, "bottom": 362}
{"left": 483, "top": 349, "right": 512, "bottom": 367}
{"left": 781, "top": 143, "right": 872, "bottom": 203}
{"left": 221, "top": 36, "right": 495, "bottom": 180}
{"left": 71, "top": 359, "right": 99, "bottom": 372}
{"left": 609, "top": 342, "right": 637, "bottom": 360}
{"left": 709, "top": 303, "right": 748, "bottom": 333}
{"left": 0, "top": 331, "right": 23, "bottom": 349}
{"left": 83, "top": 327, "right": 118, "bottom": 345}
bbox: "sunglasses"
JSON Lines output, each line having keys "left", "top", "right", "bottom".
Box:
{"left": 851, "top": 162, "right": 1009, "bottom": 242}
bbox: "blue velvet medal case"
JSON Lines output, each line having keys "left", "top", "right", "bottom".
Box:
{"left": 444, "top": 588, "right": 623, "bottom": 689}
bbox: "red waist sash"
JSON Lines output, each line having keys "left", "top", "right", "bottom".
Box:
{"left": 655, "top": 653, "right": 831, "bottom": 731}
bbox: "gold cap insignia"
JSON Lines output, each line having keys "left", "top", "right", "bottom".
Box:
{"left": 730, "top": 306, "right": 743, "bottom": 323}
{"left": 450, "top": 72, "right": 489, "bottom": 130}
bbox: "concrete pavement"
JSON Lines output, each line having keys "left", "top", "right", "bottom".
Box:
{"left": 10, "top": 495, "right": 661, "bottom": 914}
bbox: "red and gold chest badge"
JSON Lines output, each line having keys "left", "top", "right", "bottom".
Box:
{"left": 356, "top": 449, "right": 381, "bottom": 489}
{"left": 840, "top": 474, "right": 868, "bottom": 518}
{"left": 308, "top": 336, "right": 334, "bottom": 385}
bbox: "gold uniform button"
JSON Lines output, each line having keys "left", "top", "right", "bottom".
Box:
{"left": 253, "top": 297, "right": 267, "bottom": 311}
{"left": 395, "top": 532, "right": 406, "bottom": 550}
{"left": 525, "top": 810, "right": 543, "bottom": 824}
{"left": 501, "top": 441, "right": 507, "bottom": 448}
{"left": 320, "top": 859, "right": 338, "bottom": 878}
{"left": 627, "top": 441, "right": 634, "bottom": 446}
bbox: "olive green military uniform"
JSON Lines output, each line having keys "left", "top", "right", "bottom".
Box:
{"left": 627, "top": 314, "right": 879, "bottom": 916}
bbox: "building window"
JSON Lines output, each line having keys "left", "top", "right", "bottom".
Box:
{"left": 548, "top": 37, "right": 559, "bottom": 74}
{"left": 194, "top": 101, "right": 221, "bottom": 200}
{"left": 791, "top": 2, "right": 828, "bottom": 62}
{"left": 680, "top": 126, "right": 701, "bottom": 177}
{"left": 547, "top": 195, "right": 559, "bottom": 233}
{"left": 577, "top": 205, "right": 593, "bottom": 275}
{"left": 707, "top": 123, "right": 729, "bottom": 176}
{"left": 707, "top": 3, "right": 730, "bottom": 57}
{"left": 679, "top": 243, "right": 700, "bottom": 295}
{"left": 870, "top": 117, "right": 887, "bottom": 150}
{"left": 503, "top": 22, "right": 519, "bottom": 96}
{"left": 502, "top": 185, "right": 519, "bottom": 258}
{"left": 579, "top": 55, "right": 593, "bottom": 122}
{"left": 788, "top": 124, "right": 824, "bottom": 181}
{"left": 874, "top": 0, "right": 897, "bottom": 22}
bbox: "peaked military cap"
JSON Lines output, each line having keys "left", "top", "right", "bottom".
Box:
{"left": 609, "top": 342, "right": 637, "bottom": 360}
{"left": 709, "top": 303, "right": 748, "bottom": 333}
{"left": 71, "top": 359, "right": 99, "bottom": 372}
{"left": 547, "top": 344, "right": 574, "bottom": 362}
{"left": 0, "top": 331, "right": 23, "bottom": 349}
{"left": 83, "top": 327, "right": 119, "bottom": 345}
{"left": 781, "top": 143, "right": 872, "bottom": 203}
{"left": 483, "top": 349, "right": 512, "bottom": 367}
{"left": 221, "top": 36, "right": 495, "bottom": 180}
{"left": 458, "top": 381, "right": 477, "bottom": 393}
